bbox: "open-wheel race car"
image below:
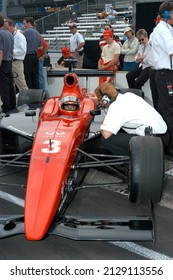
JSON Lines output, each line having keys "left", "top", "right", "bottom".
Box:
{"left": 0, "top": 63, "right": 164, "bottom": 242}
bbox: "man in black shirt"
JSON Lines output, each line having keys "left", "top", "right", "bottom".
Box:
{"left": 0, "top": 15, "right": 17, "bottom": 114}
{"left": 23, "top": 17, "right": 42, "bottom": 89}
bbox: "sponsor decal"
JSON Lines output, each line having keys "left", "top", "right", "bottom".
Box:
{"left": 45, "top": 131, "right": 65, "bottom": 138}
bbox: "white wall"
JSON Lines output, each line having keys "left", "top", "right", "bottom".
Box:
{"left": 115, "top": 71, "right": 153, "bottom": 106}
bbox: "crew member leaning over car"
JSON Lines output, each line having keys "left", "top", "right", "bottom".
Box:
{"left": 92, "top": 82, "right": 167, "bottom": 156}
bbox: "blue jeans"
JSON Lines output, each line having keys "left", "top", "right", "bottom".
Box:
{"left": 123, "top": 61, "right": 138, "bottom": 72}
{"left": 39, "top": 59, "right": 45, "bottom": 90}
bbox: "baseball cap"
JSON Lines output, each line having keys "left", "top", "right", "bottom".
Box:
{"left": 154, "top": 16, "right": 161, "bottom": 23}
{"left": 103, "top": 29, "right": 113, "bottom": 39}
{"left": 124, "top": 26, "right": 132, "bottom": 34}
{"left": 62, "top": 47, "right": 71, "bottom": 57}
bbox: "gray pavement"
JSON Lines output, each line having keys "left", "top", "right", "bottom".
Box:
{"left": 0, "top": 138, "right": 173, "bottom": 260}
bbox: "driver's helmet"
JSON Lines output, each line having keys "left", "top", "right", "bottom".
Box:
{"left": 60, "top": 96, "right": 80, "bottom": 115}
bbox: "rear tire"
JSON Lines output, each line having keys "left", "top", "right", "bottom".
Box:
{"left": 129, "top": 136, "right": 164, "bottom": 204}
{"left": 17, "top": 89, "right": 49, "bottom": 106}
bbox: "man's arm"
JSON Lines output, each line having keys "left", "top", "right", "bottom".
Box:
{"left": 0, "top": 49, "right": 3, "bottom": 66}
{"left": 126, "top": 39, "right": 139, "bottom": 55}
{"left": 105, "top": 53, "right": 120, "bottom": 68}
{"left": 101, "top": 129, "right": 113, "bottom": 139}
{"left": 75, "top": 42, "right": 85, "bottom": 52}
{"left": 98, "top": 53, "right": 120, "bottom": 70}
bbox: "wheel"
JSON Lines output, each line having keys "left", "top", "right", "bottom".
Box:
{"left": 17, "top": 89, "right": 49, "bottom": 106}
{"left": 128, "top": 136, "right": 164, "bottom": 204}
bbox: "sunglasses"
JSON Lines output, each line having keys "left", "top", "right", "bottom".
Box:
{"left": 139, "top": 38, "right": 145, "bottom": 42}
{"left": 104, "top": 28, "right": 110, "bottom": 30}
{"left": 69, "top": 27, "right": 75, "bottom": 29}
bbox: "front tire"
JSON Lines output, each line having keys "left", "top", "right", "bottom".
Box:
{"left": 129, "top": 136, "right": 164, "bottom": 204}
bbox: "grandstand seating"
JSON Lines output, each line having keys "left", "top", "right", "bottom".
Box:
{"left": 43, "top": 10, "right": 130, "bottom": 50}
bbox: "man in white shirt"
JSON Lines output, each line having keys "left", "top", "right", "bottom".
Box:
{"left": 4, "top": 18, "right": 28, "bottom": 91}
{"left": 94, "top": 82, "right": 167, "bottom": 155}
{"left": 151, "top": 1, "right": 173, "bottom": 157}
{"left": 69, "top": 22, "right": 85, "bottom": 69}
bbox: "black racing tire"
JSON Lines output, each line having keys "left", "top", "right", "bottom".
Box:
{"left": 128, "top": 136, "right": 164, "bottom": 204}
{"left": 17, "top": 89, "right": 49, "bottom": 106}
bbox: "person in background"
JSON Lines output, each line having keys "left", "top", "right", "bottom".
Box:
{"left": 66, "top": 12, "right": 78, "bottom": 24}
{"left": 0, "top": 15, "right": 17, "bottom": 114}
{"left": 98, "top": 29, "right": 120, "bottom": 84}
{"left": 106, "top": 6, "right": 117, "bottom": 23}
{"left": 126, "top": 29, "right": 151, "bottom": 89}
{"left": 56, "top": 47, "right": 74, "bottom": 67}
{"left": 148, "top": 15, "right": 162, "bottom": 110}
{"left": 99, "top": 23, "right": 122, "bottom": 50}
{"left": 99, "top": 23, "right": 122, "bottom": 69}
{"left": 23, "top": 17, "right": 42, "bottom": 89}
{"left": 121, "top": 26, "right": 139, "bottom": 71}
{"left": 150, "top": 1, "right": 173, "bottom": 158}
{"left": 37, "top": 35, "right": 48, "bottom": 90}
{"left": 123, "top": 10, "right": 133, "bottom": 24}
{"left": 93, "top": 82, "right": 167, "bottom": 156}
{"left": 123, "top": 5, "right": 133, "bottom": 24}
{"left": 70, "top": 12, "right": 78, "bottom": 23}
{"left": 69, "top": 22, "right": 85, "bottom": 69}
{"left": 4, "top": 18, "right": 28, "bottom": 91}
{"left": 96, "top": 8, "right": 107, "bottom": 19}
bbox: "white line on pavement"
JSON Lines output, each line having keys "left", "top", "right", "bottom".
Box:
{"left": 0, "top": 191, "right": 24, "bottom": 208}
{"left": 110, "top": 241, "right": 173, "bottom": 260}
{"left": 0, "top": 190, "right": 173, "bottom": 260}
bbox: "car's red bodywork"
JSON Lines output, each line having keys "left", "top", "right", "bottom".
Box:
{"left": 0, "top": 69, "right": 162, "bottom": 242}
{"left": 25, "top": 73, "right": 96, "bottom": 240}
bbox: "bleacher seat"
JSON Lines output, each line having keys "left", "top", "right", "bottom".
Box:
{"left": 43, "top": 8, "right": 131, "bottom": 49}
{"left": 46, "top": 29, "right": 87, "bottom": 34}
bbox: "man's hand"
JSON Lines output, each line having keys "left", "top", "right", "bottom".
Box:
{"left": 136, "top": 55, "right": 144, "bottom": 63}
{"left": 98, "top": 64, "right": 106, "bottom": 70}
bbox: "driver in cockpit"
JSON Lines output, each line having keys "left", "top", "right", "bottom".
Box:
{"left": 60, "top": 96, "right": 80, "bottom": 115}
{"left": 63, "top": 102, "right": 79, "bottom": 111}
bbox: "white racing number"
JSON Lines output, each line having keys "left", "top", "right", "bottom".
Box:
{"left": 41, "top": 139, "right": 61, "bottom": 154}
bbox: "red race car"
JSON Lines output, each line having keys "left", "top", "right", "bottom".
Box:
{"left": 0, "top": 64, "right": 164, "bottom": 242}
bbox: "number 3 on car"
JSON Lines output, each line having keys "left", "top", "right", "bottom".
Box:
{"left": 41, "top": 139, "right": 61, "bottom": 153}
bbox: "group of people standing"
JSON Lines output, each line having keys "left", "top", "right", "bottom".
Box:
{"left": 96, "top": 1, "right": 173, "bottom": 159}
{"left": 125, "top": 1, "right": 173, "bottom": 159}
{"left": 1, "top": 2, "right": 172, "bottom": 159}
{"left": 0, "top": 16, "right": 48, "bottom": 115}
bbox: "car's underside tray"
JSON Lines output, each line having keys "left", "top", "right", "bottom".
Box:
{"left": 0, "top": 211, "right": 154, "bottom": 242}
{"left": 50, "top": 215, "right": 154, "bottom": 241}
